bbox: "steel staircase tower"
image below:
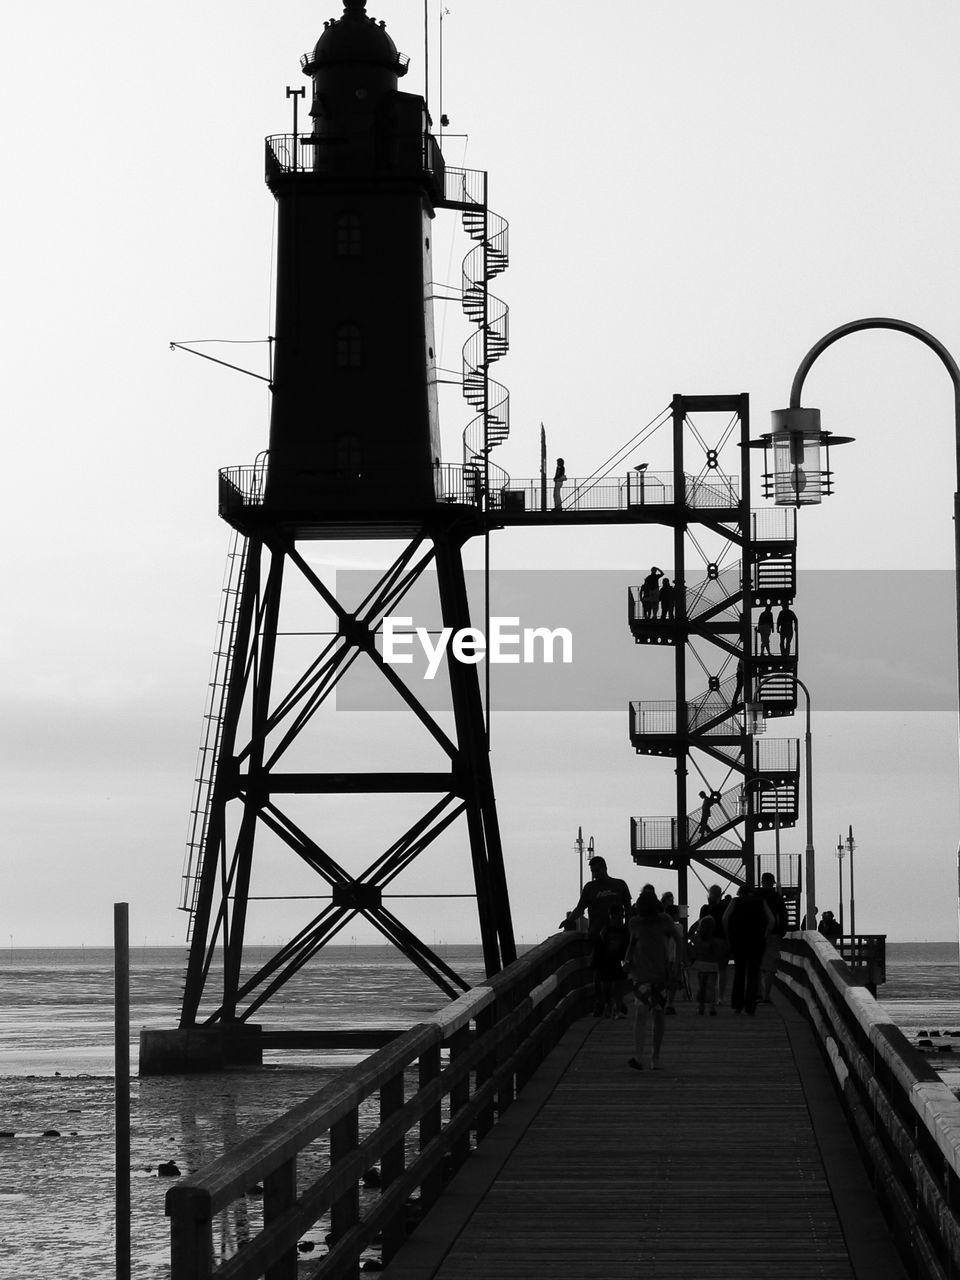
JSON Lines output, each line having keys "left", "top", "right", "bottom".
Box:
{"left": 455, "top": 172, "right": 511, "bottom": 505}
{"left": 626, "top": 394, "right": 802, "bottom": 914}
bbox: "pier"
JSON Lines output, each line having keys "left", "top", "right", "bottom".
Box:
{"left": 165, "top": 933, "right": 960, "bottom": 1279}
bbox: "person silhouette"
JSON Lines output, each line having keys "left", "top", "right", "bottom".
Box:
{"left": 640, "top": 567, "right": 663, "bottom": 620}
{"left": 777, "top": 604, "right": 797, "bottom": 655}
{"left": 756, "top": 606, "right": 774, "bottom": 656}
{"left": 553, "top": 458, "right": 566, "bottom": 510}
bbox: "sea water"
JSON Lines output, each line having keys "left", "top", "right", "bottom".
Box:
{"left": 0, "top": 942, "right": 956, "bottom": 1279}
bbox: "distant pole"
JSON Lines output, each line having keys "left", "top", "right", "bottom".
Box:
{"left": 115, "top": 903, "right": 131, "bottom": 1280}
{"left": 576, "top": 826, "right": 584, "bottom": 893}
{"left": 847, "top": 824, "right": 856, "bottom": 938}
{"left": 540, "top": 424, "right": 547, "bottom": 512}
{"left": 836, "top": 836, "right": 845, "bottom": 936}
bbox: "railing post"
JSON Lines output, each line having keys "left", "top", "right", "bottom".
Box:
{"left": 379, "top": 1069, "right": 406, "bottom": 1264}
{"left": 495, "top": 988, "right": 516, "bottom": 1118}
{"left": 330, "top": 1110, "right": 359, "bottom": 1257}
{"left": 264, "top": 1158, "right": 298, "bottom": 1280}
{"left": 448, "top": 1022, "right": 472, "bottom": 1177}
{"left": 474, "top": 1001, "right": 496, "bottom": 1141}
{"left": 418, "top": 1041, "right": 443, "bottom": 1213}
{"left": 167, "top": 1189, "right": 213, "bottom": 1280}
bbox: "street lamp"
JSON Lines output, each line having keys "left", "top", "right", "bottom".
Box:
{"left": 846, "top": 825, "right": 857, "bottom": 938}
{"left": 772, "top": 316, "right": 960, "bottom": 963}
{"left": 741, "top": 776, "right": 781, "bottom": 888}
{"left": 836, "top": 834, "right": 846, "bottom": 937}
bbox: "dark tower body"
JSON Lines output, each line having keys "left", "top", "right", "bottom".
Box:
{"left": 142, "top": 3, "right": 516, "bottom": 1072}
{"left": 266, "top": 6, "right": 443, "bottom": 515}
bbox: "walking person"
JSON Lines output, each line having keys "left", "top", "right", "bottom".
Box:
{"left": 624, "top": 888, "right": 676, "bottom": 1071}
{"left": 756, "top": 605, "right": 774, "bottom": 656}
{"left": 757, "top": 871, "right": 788, "bottom": 1002}
{"left": 553, "top": 457, "right": 566, "bottom": 510}
{"left": 691, "top": 884, "right": 732, "bottom": 1004}
{"left": 723, "top": 886, "right": 774, "bottom": 1016}
{"left": 659, "top": 890, "right": 686, "bottom": 1013}
{"left": 560, "top": 855, "right": 632, "bottom": 1015}
{"left": 776, "top": 603, "right": 798, "bottom": 655}
{"left": 594, "top": 902, "right": 631, "bottom": 1017}
{"left": 691, "top": 914, "right": 722, "bottom": 1014}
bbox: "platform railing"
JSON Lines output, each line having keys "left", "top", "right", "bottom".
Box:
{"left": 779, "top": 932, "right": 960, "bottom": 1280}
{"left": 166, "top": 932, "right": 592, "bottom": 1280}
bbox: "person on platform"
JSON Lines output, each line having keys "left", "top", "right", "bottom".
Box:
{"left": 658, "top": 578, "right": 676, "bottom": 620}
{"left": 553, "top": 458, "right": 566, "bottom": 510}
{"left": 640, "top": 566, "right": 664, "bottom": 620}
{"left": 723, "top": 886, "right": 774, "bottom": 1016}
{"left": 561, "top": 856, "right": 633, "bottom": 1015}
{"left": 625, "top": 888, "right": 676, "bottom": 1071}
{"left": 777, "top": 604, "right": 798, "bottom": 655}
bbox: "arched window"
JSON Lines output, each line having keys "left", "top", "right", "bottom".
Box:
{"left": 336, "top": 324, "right": 362, "bottom": 368}
{"left": 336, "top": 212, "right": 362, "bottom": 257}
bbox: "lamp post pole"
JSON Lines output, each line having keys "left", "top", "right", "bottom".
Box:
{"left": 754, "top": 676, "right": 817, "bottom": 930}
{"left": 847, "top": 825, "right": 857, "bottom": 939}
{"left": 787, "top": 316, "right": 960, "bottom": 965}
{"left": 836, "top": 835, "right": 846, "bottom": 936}
{"left": 742, "top": 776, "right": 780, "bottom": 886}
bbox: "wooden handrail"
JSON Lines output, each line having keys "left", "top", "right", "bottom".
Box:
{"left": 779, "top": 932, "right": 960, "bottom": 1279}
{"left": 166, "top": 932, "right": 592, "bottom": 1279}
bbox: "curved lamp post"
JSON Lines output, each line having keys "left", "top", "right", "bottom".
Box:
{"left": 772, "top": 317, "right": 960, "bottom": 954}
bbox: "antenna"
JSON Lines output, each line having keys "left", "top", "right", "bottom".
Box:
{"left": 423, "top": 0, "right": 429, "bottom": 118}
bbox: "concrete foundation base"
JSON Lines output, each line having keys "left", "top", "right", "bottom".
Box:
{"left": 138, "top": 1024, "right": 263, "bottom": 1076}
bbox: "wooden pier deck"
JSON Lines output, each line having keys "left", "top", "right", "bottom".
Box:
{"left": 382, "top": 994, "right": 909, "bottom": 1280}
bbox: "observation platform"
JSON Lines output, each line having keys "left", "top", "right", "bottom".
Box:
{"left": 381, "top": 994, "right": 904, "bottom": 1280}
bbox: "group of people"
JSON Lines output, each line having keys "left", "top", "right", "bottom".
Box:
{"left": 639, "top": 566, "right": 676, "bottom": 620}
{"left": 561, "top": 857, "right": 790, "bottom": 1072}
{"left": 756, "top": 604, "right": 797, "bottom": 655}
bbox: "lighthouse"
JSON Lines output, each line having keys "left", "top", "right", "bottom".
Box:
{"left": 142, "top": 2, "right": 516, "bottom": 1071}
{"left": 264, "top": 0, "right": 445, "bottom": 517}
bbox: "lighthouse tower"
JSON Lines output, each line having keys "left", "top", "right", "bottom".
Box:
{"left": 266, "top": 0, "right": 443, "bottom": 516}
{"left": 145, "top": 2, "right": 516, "bottom": 1071}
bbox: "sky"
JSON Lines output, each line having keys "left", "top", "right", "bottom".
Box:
{"left": 4, "top": 0, "right": 960, "bottom": 954}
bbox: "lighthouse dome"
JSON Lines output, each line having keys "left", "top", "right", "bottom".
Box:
{"left": 304, "top": 1, "right": 408, "bottom": 76}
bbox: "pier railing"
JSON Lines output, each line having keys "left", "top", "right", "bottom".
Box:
{"left": 779, "top": 932, "right": 960, "bottom": 1280}
{"left": 166, "top": 932, "right": 592, "bottom": 1279}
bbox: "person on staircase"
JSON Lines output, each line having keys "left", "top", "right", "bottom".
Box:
{"left": 756, "top": 605, "right": 774, "bottom": 656}
{"left": 776, "top": 603, "right": 798, "bottom": 655}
